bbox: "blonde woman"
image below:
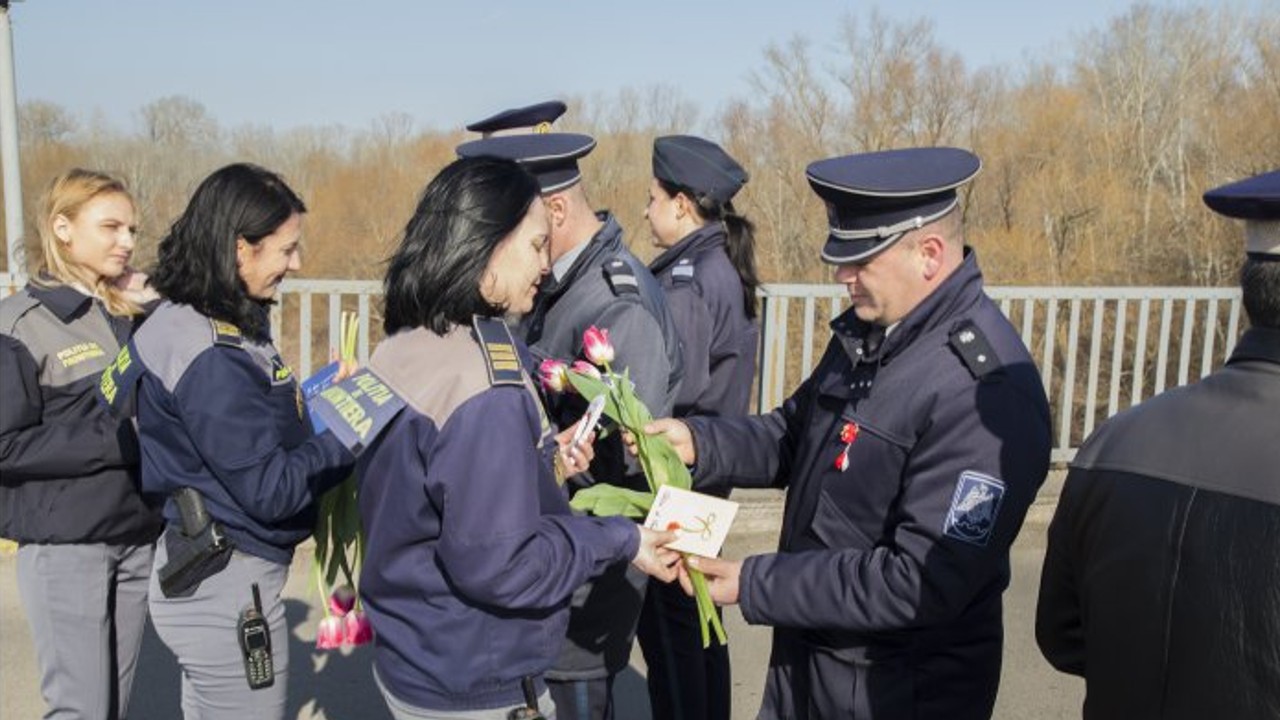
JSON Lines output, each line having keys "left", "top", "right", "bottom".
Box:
{"left": 0, "top": 169, "right": 162, "bottom": 720}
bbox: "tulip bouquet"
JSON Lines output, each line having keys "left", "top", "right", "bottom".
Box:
{"left": 539, "top": 326, "right": 727, "bottom": 647}
{"left": 311, "top": 312, "right": 372, "bottom": 650}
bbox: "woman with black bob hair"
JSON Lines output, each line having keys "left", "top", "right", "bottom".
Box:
{"left": 638, "top": 135, "right": 761, "bottom": 720}
{"left": 358, "top": 155, "right": 678, "bottom": 719}
{"left": 103, "top": 163, "right": 355, "bottom": 719}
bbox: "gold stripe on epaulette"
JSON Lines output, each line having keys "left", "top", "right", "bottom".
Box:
{"left": 210, "top": 319, "right": 243, "bottom": 347}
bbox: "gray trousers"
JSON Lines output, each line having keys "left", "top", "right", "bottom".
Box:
{"left": 148, "top": 540, "right": 289, "bottom": 720}
{"left": 16, "top": 541, "right": 154, "bottom": 720}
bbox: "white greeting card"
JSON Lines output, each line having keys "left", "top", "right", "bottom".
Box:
{"left": 643, "top": 485, "right": 739, "bottom": 558}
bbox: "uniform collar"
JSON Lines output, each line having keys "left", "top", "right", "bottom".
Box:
{"left": 1227, "top": 327, "right": 1280, "bottom": 365}
{"left": 829, "top": 247, "right": 986, "bottom": 364}
{"left": 649, "top": 223, "right": 726, "bottom": 276}
{"left": 27, "top": 278, "right": 95, "bottom": 323}
{"left": 541, "top": 211, "right": 623, "bottom": 296}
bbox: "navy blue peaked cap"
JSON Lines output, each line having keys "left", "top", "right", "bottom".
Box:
{"left": 465, "top": 100, "right": 566, "bottom": 136}
{"left": 652, "top": 135, "right": 748, "bottom": 205}
{"left": 807, "top": 147, "right": 982, "bottom": 264}
{"left": 1204, "top": 169, "right": 1280, "bottom": 257}
{"left": 455, "top": 133, "right": 596, "bottom": 194}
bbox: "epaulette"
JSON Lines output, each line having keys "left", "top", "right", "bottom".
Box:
{"left": 472, "top": 315, "right": 524, "bottom": 386}
{"left": 210, "top": 319, "right": 243, "bottom": 348}
{"left": 0, "top": 290, "right": 40, "bottom": 334}
{"left": 671, "top": 258, "right": 696, "bottom": 284}
{"left": 602, "top": 258, "right": 640, "bottom": 296}
{"left": 949, "top": 321, "right": 1001, "bottom": 379}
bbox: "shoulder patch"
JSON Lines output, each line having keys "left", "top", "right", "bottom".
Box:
{"left": 210, "top": 319, "right": 243, "bottom": 348}
{"left": 98, "top": 342, "right": 146, "bottom": 418}
{"left": 306, "top": 367, "right": 406, "bottom": 455}
{"left": 949, "top": 321, "right": 1000, "bottom": 378}
{"left": 603, "top": 258, "right": 640, "bottom": 296}
{"left": 671, "top": 258, "right": 696, "bottom": 284}
{"left": 943, "top": 470, "right": 1006, "bottom": 547}
{"left": 472, "top": 315, "right": 524, "bottom": 386}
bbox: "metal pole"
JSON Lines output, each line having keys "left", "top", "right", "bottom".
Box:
{"left": 0, "top": 3, "right": 24, "bottom": 280}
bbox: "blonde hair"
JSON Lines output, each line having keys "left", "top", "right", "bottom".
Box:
{"left": 33, "top": 169, "right": 142, "bottom": 317}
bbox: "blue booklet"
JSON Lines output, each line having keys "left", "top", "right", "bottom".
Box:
{"left": 300, "top": 361, "right": 342, "bottom": 434}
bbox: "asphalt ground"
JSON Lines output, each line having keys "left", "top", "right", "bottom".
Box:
{"left": 1, "top": 483, "right": 1084, "bottom": 720}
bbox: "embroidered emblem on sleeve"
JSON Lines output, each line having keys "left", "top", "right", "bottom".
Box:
{"left": 943, "top": 470, "right": 1005, "bottom": 546}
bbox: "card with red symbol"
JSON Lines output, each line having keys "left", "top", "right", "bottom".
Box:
{"left": 643, "top": 485, "right": 739, "bottom": 558}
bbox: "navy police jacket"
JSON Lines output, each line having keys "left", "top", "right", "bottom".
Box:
{"left": 519, "top": 212, "right": 684, "bottom": 679}
{"left": 649, "top": 222, "right": 758, "bottom": 422}
{"left": 99, "top": 301, "right": 353, "bottom": 564}
{"left": 521, "top": 211, "right": 683, "bottom": 494}
{"left": 356, "top": 319, "right": 640, "bottom": 712}
{"left": 1038, "top": 327, "right": 1280, "bottom": 719}
{"left": 687, "top": 250, "right": 1051, "bottom": 720}
{"left": 0, "top": 281, "right": 161, "bottom": 545}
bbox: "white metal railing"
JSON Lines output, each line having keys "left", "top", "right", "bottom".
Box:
{"left": 1, "top": 272, "right": 1245, "bottom": 461}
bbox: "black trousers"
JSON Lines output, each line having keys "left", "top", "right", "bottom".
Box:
{"left": 636, "top": 577, "right": 731, "bottom": 720}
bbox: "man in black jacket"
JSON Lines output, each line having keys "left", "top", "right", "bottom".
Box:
{"left": 1036, "top": 168, "right": 1280, "bottom": 719}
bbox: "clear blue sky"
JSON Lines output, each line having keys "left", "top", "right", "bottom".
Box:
{"left": 9, "top": 0, "right": 1267, "bottom": 134}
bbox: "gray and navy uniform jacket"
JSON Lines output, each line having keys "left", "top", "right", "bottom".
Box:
{"left": 648, "top": 222, "right": 758, "bottom": 426}
{"left": 518, "top": 211, "right": 684, "bottom": 680}
{"left": 0, "top": 281, "right": 161, "bottom": 545}
{"left": 687, "top": 250, "right": 1052, "bottom": 720}
{"left": 353, "top": 318, "right": 639, "bottom": 712}
{"left": 1037, "top": 327, "right": 1280, "bottom": 720}
{"left": 98, "top": 301, "right": 353, "bottom": 564}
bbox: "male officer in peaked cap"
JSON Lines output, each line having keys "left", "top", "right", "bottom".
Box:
{"left": 644, "top": 147, "right": 1052, "bottom": 719}
{"left": 465, "top": 99, "right": 567, "bottom": 137}
{"left": 1037, "top": 168, "right": 1280, "bottom": 719}
{"left": 458, "top": 114, "right": 683, "bottom": 720}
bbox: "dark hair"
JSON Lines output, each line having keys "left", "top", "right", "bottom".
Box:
{"left": 658, "top": 178, "right": 760, "bottom": 319}
{"left": 383, "top": 156, "right": 540, "bottom": 335}
{"left": 150, "top": 163, "right": 306, "bottom": 339}
{"left": 1241, "top": 257, "right": 1280, "bottom": 329}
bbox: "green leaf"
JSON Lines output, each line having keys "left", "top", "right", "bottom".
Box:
{"left": 568, "top": 484, "right": 654, "bottom": 518}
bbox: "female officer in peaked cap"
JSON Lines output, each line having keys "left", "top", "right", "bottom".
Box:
{"left": 642, "top": 147, "right": 1052, "bottom": 720}
{"left": 636, "top": 134, "right": 760, "bottom": 720}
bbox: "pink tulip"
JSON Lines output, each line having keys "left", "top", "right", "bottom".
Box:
{"left": 316, "top": 615, "right": 345, "bottom": 650}
{"left": 570, "top": 360, "right": 602, "bottom": 381}
{"left": 539, "top": 359, "right": 570, "bottom": 393}
{"left": 328, "top": 585, "right": 356, "bottom": 617}
{"left": 582, "top": 326, "right": 614, "bottom": 365}
{"left": 344, "top": 609, "right": 374, "bottom": 646}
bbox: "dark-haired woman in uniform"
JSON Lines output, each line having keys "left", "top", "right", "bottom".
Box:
{"left": 636, "top": 135, "right": 760, "bottom": 720}
{"left": 356, "top": 155, "right": 679, "bottom": 720}
{"left": 100, "top": 163, "right": 356, "bottom": 719}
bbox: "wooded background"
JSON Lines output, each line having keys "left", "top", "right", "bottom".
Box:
{"left": 7, "top": 5, "right": 1280, "bottom": 288}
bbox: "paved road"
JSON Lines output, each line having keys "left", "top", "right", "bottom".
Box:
{"left": 1, "top": 492, "right": 1083, "bottom": 719}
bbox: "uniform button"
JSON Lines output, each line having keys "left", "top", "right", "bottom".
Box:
{"left": 978, "top": 354, "right": 987, "bottom": 363}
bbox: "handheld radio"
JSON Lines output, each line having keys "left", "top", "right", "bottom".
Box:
{"left": 237, "top": 583, "right": 274, "bottom": 690}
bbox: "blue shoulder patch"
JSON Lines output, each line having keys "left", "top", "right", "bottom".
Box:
{"left": 210, "top": 319, "right": 243, "bottom": 348}
{"left": 306, "top": 367, "right": 406, "bottom": 455}
{"left": 671, "top": 258, "right": 696, "bottom": 284}
{"left": 603, "top": 259, "right": 640, "bottom": 296}
{"left": 472, "top": 315, "right": 524, "bottom": 386}
{"left": 949, "top": 321, "right": 1000, "bottom": 378}
{"left": 943, "top": 470, "right": 1005, "bottom": 547}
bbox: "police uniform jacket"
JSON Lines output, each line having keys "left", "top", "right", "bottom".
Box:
{"left": 519, "top": 212, "right": 684, "bottom": 680}
{"left": 356, "top": 320, "right": 640, "bottom": 712}
{"left": 522, "top": 211, "right": 683, "bottom": 493}
{"left": 687, "top": 250, "right": 1052, "bottom": 719}
{"left": 1037, "top": 326, "right": 1280, "bottom": 720}
{"left": 0, "top": 281, "right": 161, "bottom": 544}
{"left": 102, "top": 301, "right": 353, "bottom": 565}
{"left": 649, "top": 222, "right": 759, "bottom": 422}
